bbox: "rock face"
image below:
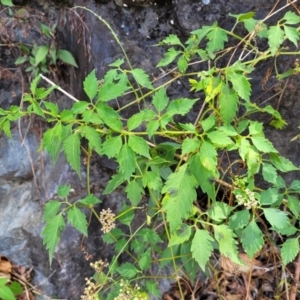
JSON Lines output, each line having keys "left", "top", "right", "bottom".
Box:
{"left": 0, "top": 0, "right": 299, "bottom": 299}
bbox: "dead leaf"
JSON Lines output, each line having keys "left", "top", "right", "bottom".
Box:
{"left": 0, "top": 256, "right": 12, "bottom": 273}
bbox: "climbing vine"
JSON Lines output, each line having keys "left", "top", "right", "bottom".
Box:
{"left": 0, "top": 3, "right": 300, "bottom": 299}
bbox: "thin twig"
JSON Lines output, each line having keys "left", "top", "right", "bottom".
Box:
{"left": 290, "top": 252, "right": 300, "bottom": 300}
{"left": 40, "top": 74, "right": 80, "bottom": 102}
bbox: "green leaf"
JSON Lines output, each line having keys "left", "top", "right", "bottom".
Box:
{"left": 79, "top": 194, "right": 101, "bottom": 205}
{"left": 138, "top": 228, "right": 163, "bottom": 244}
{"left": 15, "top": 56, "right": 28, "bottom": 65}
{"left": 214, "top": 224, "right": 240, "bottom": 264}
{"left": 152, "top": 88, "right": 169, "bottom": 113}
{"left": 67, "top": 206, "right": 88, "bottom": 236}
{"left": 159, "top": 34, "right": 183, "bottom": 46}
{"left": 228, "top": 210, "right": 250, "bottom": 230}
{"left": 9, "top": 281, "right": 23, "bottom": 296}
{"left": 98, "top": 82, "right": 127, "bottom": 102}
{"left": 146, "top": 281, "right": 160, "bottom": 297}
{"left": 251, "top": 135, "right": 277, "bottom": 153}
{"left": 268, "top": 25, "right": 285, "bottom": 55}
{"left": 117, "top": 263, "right": 138, "bottom": 279}
{"left": 168, "top": 224, "right": 192, "bottom": 247}
{"left": 206, "top": 130, "right": 233, "bottom": 147}
{"left": 125, "top": 180, "right": 144, "bottom": 206}
{"left": 103, "top": 173, "right": 125, "bottom": 194}
{"left": 118, "top": 144, "right": 136, "bottom": 180}
{"left": 225, "top": 69, "right": 251, "bottom": 102}
{"left": 188, "top": 153, "right": 216, "bottom": 200}
{"left": 109, "top": 58, "right": 124, "bottom": 68}
{"left": 282, "top": 11, "right": 300, "bottom": 25}
{"left": 72, "top": 101, "right": 90, "bottom": 114}
{"left": 290, "top": 180, "right": 300, "bottom": 192}
{"left": 131, "top": 68, "right": 154, "bottom": 90}
{"left": 287, "top": 195, "right": 300, "bottom": 218}
{"left": 199, "top": 140, "right": 217, "bottom": 171}
{"left": 281, "top": 238, "right": 299, "bottom": 265}
{"left": 128, "top": 135, "right": 150, "bottom": 158}
{"left": 207, "top": 202, "right": 234, "bottom": 222}
{"left": 262, "top": 163, "right": 278, "bottom": 184}
{"left": 263, "top": 208, "right": 290, "bottom": 229}
{"left": 101, "top": 136, "right": 122, "bottom": 158}
{"left": 83, "top": 69, "right": 98, "bottom": 101}
{"left": 283, "top": 25, "right": 299, "bottom": 47}
{"left": 1, "top": 0, "right": 14, "bottom": 6}
{"left": 43, "top": 101, "right": 58, "bottom": 117}
{"left": 0, "top": 285, "right": 16, "bottom": 300}
{"left": 269, "top": 153, "right": 299, "bottom": 172}
{"left": 57, "top": 184, "right": 71, "bottom": 198}
{"left": 206, "top": 27, "right": 228, "bottom": 54}
{"left": 35, "top": 45, "right": 49, "bottom": 65}
{"left": 241, "top": 220, "right": 264, "bottom": 258}
{"left": 201, "top": 115, "right": 215, "bottom": 132}
{"left": 156, "top": 47, "right": 181, "bottom": 67}
{"left": 182, "top": 137, "right": 201, "bottom": 155}
{"left": 142, "top": 171, "right": 162, "bottom": 191}
{"left": 138, "top": 248, "right": 151, "bottom": 271}
{"left": 219, "top": 83, "right": 238, "bottom": 124}
{"left": 177, "top": 55, "right": 188, "bottom": 73}
{"left": 127, "top": 111, "right": 146, "bottom": 131}
{"left": 191, "top": 229, "right": 214, "bottom": 271}
{"left": 260, "top": 188, "right": 278, "bottom": 205}
{"left": 42, "top": 214, "right": 65, "bottom": 264}
{"left": 118, "top": 204, "right": 134, "bottom": 226}
{"left": 63, "top": 133, "right": 81, "bottom": 177}
{"left": 43, "top": 200, "right": 62, "bottom": 222}
{"left": 58, "top": 49, "right": 78, "bottom": 67}
{"left": 79, "top": 125, "right": 102, "bottom": 155}
{"left": 96, "top": 102, "right": 123, "bottom": 131}
{"left": 162, "top": 164, "right": 197, "bottom": 232}
{"left": 146, "top": 120, "right": 160, "bottom": 138}
{"left": 166, "top": 98, "right": 196, "bottom": 116}
{"left": 229, "top": 12, "right": 255, "bottom": 22}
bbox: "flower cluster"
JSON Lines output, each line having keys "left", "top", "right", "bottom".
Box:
{"left": 90, "top": 259, "right": 108, "bottom": 273}
{"left": 81, "top": 277, "right": 97, "bottom": 300}
{"left": 235, "top": 188, "right": 258, "bottom": 209}
{"left": 100, "top": 208, "right": 116, "bottom": 233}
{"left": 114, "top": 280, "right": 147, "bottom": 300}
